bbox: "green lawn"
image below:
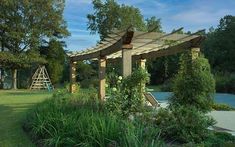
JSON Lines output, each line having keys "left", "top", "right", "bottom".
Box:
{"left": 0, "top": 90, "right": 52, "bottom": 147}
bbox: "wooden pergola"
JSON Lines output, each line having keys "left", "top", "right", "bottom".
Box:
{"left": 68, "top": 28, "right": 204, "bottom": 100}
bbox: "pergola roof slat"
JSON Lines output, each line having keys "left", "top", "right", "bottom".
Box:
{"left": 69, "top": 28, "right": 204, "bottom": 62}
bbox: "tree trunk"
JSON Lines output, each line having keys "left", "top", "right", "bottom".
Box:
{"left": 0, "top": 68, "right": 3, "bottom": 89}
{"left": 12, "top": 69, "right": 17, "bottom": 90}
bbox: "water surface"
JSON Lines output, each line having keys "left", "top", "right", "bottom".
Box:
{"left": 151, "top": 92, "right": 235, "bottom": 107}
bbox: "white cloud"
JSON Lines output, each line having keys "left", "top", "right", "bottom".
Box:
{"left": 172, "top": 9, "right": 232, "bottom": 25}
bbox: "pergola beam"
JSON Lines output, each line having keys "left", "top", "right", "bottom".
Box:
{"left": 133, "top": 36, "right": 204, "bottom": 60}
{"left": 70, "top": 31, "right": 134, "bottom": 62}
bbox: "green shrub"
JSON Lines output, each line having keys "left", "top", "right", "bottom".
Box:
{"left": 212, "top": 103, "right": 235, "bottom": 111}
{"left": 161, "top": 78, "right": 173, "bottom": 91}
{"left": 105, "top": 68, "right": 150, "bottom": 117}
{"left": 202, "top": 132, "right": 235, "bottom": 146}
{"left": 24, "top": 89, "right": 164, "bottom": 147}
{"left": 155, "top": 106, "right": 216, "bottom": 143}
{"left": 80, "top": 78, "right": 99, "bottom": 88}
{"left": 214, "top": 72, "right": 235, "bottom": 93}
{"left": 170, "top": 52, "right": 215, "bottom": 113}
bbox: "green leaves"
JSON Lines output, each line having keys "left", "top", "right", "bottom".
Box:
{"left": 40, "top": 39, "right": 66, "bottom": 84}
{"left": 0, "top": 51, "right": 46, "bottom": 69}
{"left": 156, "top": 106, "right": 216, "bottom": 143}
{"left": 87, "top": 0, "right": 160, "bottom": 40}
{"left": 106, "top": 68, "right": 150, "bottom": 117}
{"left": 170, "top": 52, "right": 215, "bottom": 113}
{"left": 0, "top": 0, "right": 69, "bottom": 52}
{"left": 203, "top": 15, "right": 235, "bottom": 73}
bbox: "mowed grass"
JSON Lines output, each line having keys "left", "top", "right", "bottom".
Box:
{"left": 0, "top": 90, "right": 52, "bottom": 147}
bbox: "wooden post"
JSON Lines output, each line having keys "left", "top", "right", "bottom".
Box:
{"left": 139, "top": 59, "right": 146, "bottom": 70}
{"left": 191, "top": 47, "right": 200, "bottom": 59}
{"left": 12, "top": 69, "right": 17, "bottom": 89}
{"left": 139, "top": 59, "right": 147, "bottom": 94}
{"left": 69, "top": 61, "right": 77, "bottom": 93}
{"left": 98, "top": 56, "right": 106, "bottom": 101}
{"left": 122, "top": 44, "right": 133, "bottom": 77}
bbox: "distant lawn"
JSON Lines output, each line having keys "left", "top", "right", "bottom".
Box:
{"left": 0, "top": 90, "right": 52, "bottom": 147}
{"left": 146, "top": 85, "right": 162, "bottom": 91}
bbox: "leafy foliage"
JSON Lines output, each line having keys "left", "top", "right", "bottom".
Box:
{"left": 170, "top": 52, "right": 215, "bottom": 112}
{"left": 146, "top": 16, "right": 162, "bottom": 32}
{"left": 105, "top": 68, "right": 150, "bottom": 117}
{"left": 76, "top": 61, "right": 98, "bottom": 88}
{"left": 212, "top": 103, "right": 235, "bottom": 111}
{"left": 214, "top": 72, "right": 235, "bottom": 93}
{"left": 0, "top": 51, "right": 46, "bottom": 69}
{"left": 0, "top": 0, "right": 69, "bottom": 53}
{"left": 88, "top": 0, "right": 150, "bottom": 39}
{"left": 155, "top": 106, "right": 215, "bottom": 143}
{"left": 203, "top": 132, "right": 235, "bottom": 147}
{"left": 40, "top": 39, "right": 66, "bottom": 84}
{"left": 0, "top": 0, "right": 69, "bottom": 89}
{"left": 24, "top": 89, "right": 164, "bottom": 147}
{"left": 147, "top": 55, "right": 180, "bottom": 85}
{"left": 203, "top": 15, "right": 235, "bottom": 73}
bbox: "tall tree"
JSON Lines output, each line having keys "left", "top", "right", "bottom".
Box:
{"left": 203, "top": 15, "right": 235, "bottom": 72}
{"left": 0, "top": 0, "right": 69, "bottom": 89}
{"left": 87, "top": 0, "right": 146, "bottom": 40}
{"left": 40, "top": 39, "right": 66, "bottom": 84}
{"left": 146, "top": 16, "right": 162, "bottom": 32}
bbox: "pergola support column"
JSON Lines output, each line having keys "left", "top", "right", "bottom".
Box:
{"left": 139, "top": 59, "right": 146, "bottom": 69}
{"left": 139, "top": 59, "right": 147, "bottom": 94}
{"left": 122, "top": 44, "right": 133, "bottom": 77}
{"left": 98, "top": 56, "right": 106, "bottom": 101}
{"left": 69, "top": 61, "right": 77, "bottom": 93}
{"left": 191, "top": 47, "right": 200, "bottom": 59}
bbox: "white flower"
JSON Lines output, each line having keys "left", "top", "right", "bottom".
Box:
{"left": 117, "top": 80, "right": 121, "bottom": 83}
{"left": 112, "top": 87, "right": 117, "bottom": 92}
{"left": 128, "top": 115, "right": 134, "bottom": 121}
{"left": 118, "top": 76, "right": 122, "bottom": 80}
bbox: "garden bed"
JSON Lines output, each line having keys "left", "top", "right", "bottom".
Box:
{"left": 23, "top": 89, "right": 235, "bottom": 147}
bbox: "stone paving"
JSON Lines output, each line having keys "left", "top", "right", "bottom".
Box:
{"left": 209, "top": 111, "right": 235, "bottom": 135}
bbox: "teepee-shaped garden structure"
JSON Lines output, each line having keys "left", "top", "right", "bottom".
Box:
{"left": 30, "top": 66, "right": 54, "bottom": 91}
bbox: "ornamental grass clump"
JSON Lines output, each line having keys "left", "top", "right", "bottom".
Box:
{"left": 24, "top": 89, "right": 163, "bottom": 147}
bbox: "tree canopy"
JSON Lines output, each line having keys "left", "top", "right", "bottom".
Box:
{"left": 146, "top": 16, "right": 162, "bottom": 32}
{"left": 203, "top": 15, "right": 235, "bottom": 73}
{"left": 0, "top": 0, "right": 69, "bottom": 89}
{"left": 0, "top": 0, "right": 69, "bottom": 53}
{"left": 40, "top": 40, "right": 66, "bottom": 84}
{"left": 87, "top": 0, "right": 154, "bottom": 39}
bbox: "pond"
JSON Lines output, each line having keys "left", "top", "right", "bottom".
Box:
{"left": 151, "top": 92, "right": 235, "bottom": 108}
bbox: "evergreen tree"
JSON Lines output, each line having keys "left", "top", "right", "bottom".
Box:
{"left": 170, "top": 51, "right": 215, "bottom": 113}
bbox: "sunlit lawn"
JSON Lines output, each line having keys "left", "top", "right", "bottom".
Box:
{"left": 0, "top": 90, "right": 52, "bottom": 147}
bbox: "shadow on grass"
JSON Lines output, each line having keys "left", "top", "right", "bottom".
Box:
{"left": 0, "top": 103, "right": 38, "bottom": 146}
{"left": 7, "top": 91, "right": 50, "bottom": 96}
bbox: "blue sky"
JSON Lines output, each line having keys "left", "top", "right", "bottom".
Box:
{"left": 63, "top": 0, "right": 235, "bottom": 51}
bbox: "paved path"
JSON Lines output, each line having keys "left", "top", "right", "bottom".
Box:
{"left": 160, "top": 103, "right": 235, "bottom": 135}
{"left": 209, "top": 111, "right": 235, "bottom": 135}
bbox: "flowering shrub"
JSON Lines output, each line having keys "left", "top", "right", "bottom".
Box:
{"left": 105, "top": 68, "right": 150, "bottom": 117}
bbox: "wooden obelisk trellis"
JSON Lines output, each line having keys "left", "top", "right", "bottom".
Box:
{"left": 30, "top": 66, "right": 54, "bottom": 91}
